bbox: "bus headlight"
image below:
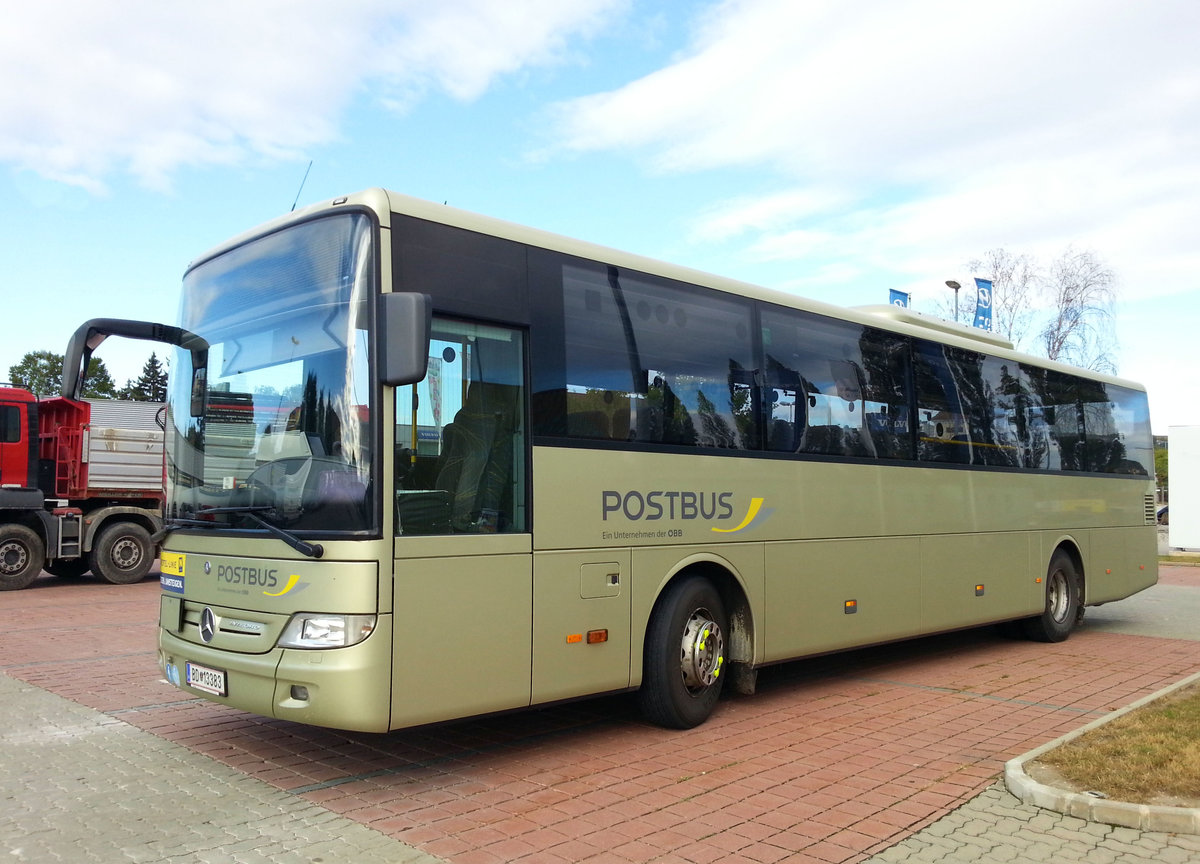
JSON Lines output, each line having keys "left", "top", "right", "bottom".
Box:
{"left": 278, "top": 614, "right": 377, "bottom": 649}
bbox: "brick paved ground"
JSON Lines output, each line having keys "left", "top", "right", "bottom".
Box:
{"left": 3, "top": 566, "right": 1198, "bottom": 864}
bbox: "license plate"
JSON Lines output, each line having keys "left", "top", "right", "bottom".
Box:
{"left": 186, "top": 662, "right": 227, "bottom": 696}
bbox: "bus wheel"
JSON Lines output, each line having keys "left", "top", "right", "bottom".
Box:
{"left": 1024, "top": 550, "right": 1080, "bottom": 643}
{"left": 639, "top": 575, "right": 728, "bottom": 729}
{"left": 0, "top": 524, "right": 45, "bottom": 591}
{"left": 91, "top": 522, "right": 153, "bottom": 585}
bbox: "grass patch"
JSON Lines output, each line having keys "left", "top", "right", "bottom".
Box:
{"left": 1033, "top": 682, "right": 1200, "bottom": 806}
{"left": 1159, "top": 554, "right": 1200, "bottom": 566}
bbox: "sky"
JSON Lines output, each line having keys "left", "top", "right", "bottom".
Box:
{"left": 1, "top": 0, "right": 1197, "bottom": 433}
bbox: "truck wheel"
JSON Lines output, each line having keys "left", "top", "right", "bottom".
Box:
{"left": 638, "top": 575, "right": 728, "bottom": 729}
{"left": 1023, "top": 550, "right": 1081, "bottom": 643}
{"left": 90, "top": 522, "right": 153, "bottom": 585}
{"left": 0, "top": 525, "right": 45, "bottom": 591}
{"left": 45, "top": 558, "right": 91, "bottom": 579}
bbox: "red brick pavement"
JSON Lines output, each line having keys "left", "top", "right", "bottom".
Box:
{"left": 4, "top": 566, "right": 1199, "bottom": 864}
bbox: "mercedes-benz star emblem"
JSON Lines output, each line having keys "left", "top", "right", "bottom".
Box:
{"left": 199, "top": 607, "right": 217, "bottom": 644}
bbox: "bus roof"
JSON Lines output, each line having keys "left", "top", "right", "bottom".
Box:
{"left": 188, "top": 187, "right": 1147, "bottom": 394}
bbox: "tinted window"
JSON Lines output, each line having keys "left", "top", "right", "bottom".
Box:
{"left": 547, "top": 259, "right": 757, "bottom": 450}
{"left": 913, "top": 341, "right": 970, "bottom": 464}
{"left": 965, "top": 355, "right": 1017, "bottom": 467}
{"left": 0, "top": 405, "right": 19, "bottom": 444}
{"left": 1084, "top": 384, "right": 1152, "bottom": 475}
{"left": 762, "top": 309, "right": 911, "bottom": 459}
{"left": 1023, "top": 367, "right": 1086, "bottom": 471}
{"left": 524, "top": 245, "right": 1151, "bottom": 478}
{"left": 393, "top": 216, "right": 528, "bottom": 325}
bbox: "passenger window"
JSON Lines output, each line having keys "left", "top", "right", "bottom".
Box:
{"left": 913, "top": 341, "right": 970, "bottom": 464}
{"left": 394, "top": 320, "right": 526, "bottom": 535}
{"left": 1023, "top": 367, "right": 1085, "bottom": 471}
{"left": 762, "top": 310, "right": 911, "bottom": 459}
{"left": 974, "top": 358, "right": 1034, "bottom": 468}
{"left": 556, "top": 262, "right": 758, "bottom": 450}
{"left": 1099, "top": 386, "right": 1152, "bottom": 475}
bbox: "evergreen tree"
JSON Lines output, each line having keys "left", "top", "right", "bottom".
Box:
{"left": 124, "top": 352, "right": 168, "bottom": 401}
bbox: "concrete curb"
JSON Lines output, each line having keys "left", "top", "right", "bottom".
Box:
{"left": 1005, "top": 669, "right": 1200, "bottom": 834}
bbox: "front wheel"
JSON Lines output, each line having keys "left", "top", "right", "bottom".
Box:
{"left": 638, "top": 575, "right": 728, "bottom": 729}
{"left": 90, "top": 522, "right": 154, "bottom": 585}
{"left": 0, "top": 524, "right": 45, "bottom": 591}
{"left": 1023, "top": 550, "right": 1081, "bottom": 643}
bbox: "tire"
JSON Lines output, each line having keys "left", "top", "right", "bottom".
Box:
{"left": 638, "top": 575, "right": 728, "bottom": 729}
{"left": 90, "top": 522, "right": 154, "bottom": 585}
{"left": 0, "top": 524, "right": 45, "bottom": 591}
{"left": 1023, "top": 550, "right": 1081, "bottom": 643}
{"left": 45, "top": 558, "right": 92, "bottom": 579}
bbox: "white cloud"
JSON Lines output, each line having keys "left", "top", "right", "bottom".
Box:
{"left": 554, "top": 1, "right": 1200, "bottom": 178}
{"left": 548, "top": 0, "right": 1200, "bottom": 305}
{"left": 0, "top": 0, "right": 624, "bottom": 191}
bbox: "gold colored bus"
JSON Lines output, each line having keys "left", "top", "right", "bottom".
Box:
{"left": 156, "top": 189, "right": 1157, "bottom": 732}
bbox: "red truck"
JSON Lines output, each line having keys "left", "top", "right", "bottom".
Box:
{"left": 0, "top": 386, "right": 164, "bottom": 590}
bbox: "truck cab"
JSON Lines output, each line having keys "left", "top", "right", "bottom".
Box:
{"left": 0, "top": 386, "right": 37, "bottom": 489}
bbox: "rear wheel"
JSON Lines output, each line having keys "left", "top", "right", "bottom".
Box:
{"left": 1024, "top": 550, "right": 1081, "bottom": 643}
{"left": 638, "top": 575, "right": 728, "bottom": 729}
{"left": 90, "top": 522, "right": 153, "bottom": 585}
{"left": 0, "top": 524, "right": 45, "bottom": 591}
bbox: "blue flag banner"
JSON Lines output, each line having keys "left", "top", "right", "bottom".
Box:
{"left": 889, "top": 289, "right": 910, "bottom": 308}
{"left": 973, "top": 278, "right": 993, "bottom": 330}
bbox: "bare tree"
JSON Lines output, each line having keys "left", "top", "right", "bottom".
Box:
{"left": 930, "top": 249, "right": 1038, "bottom": 347}
{"left": 966, "top": 248, "right": 1040, "bottom": 349}
{"left": 1040, "top": 247, "right": 1117, "bottom": 373}
{"left": 928, "top": 246, "right": 1119, "bottom": 373}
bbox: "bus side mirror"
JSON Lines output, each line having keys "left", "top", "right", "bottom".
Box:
{"left": 190, "top": 363, "right": 207, "bottom": 418}
{"left": 379, "top": 292, "right": 433, "bottom": 386}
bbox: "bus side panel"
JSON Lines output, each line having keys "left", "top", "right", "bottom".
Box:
{"left": 391, "top": 553, "right": 532, "bottom": 728}
{"left": 919, "top": 533, "right": 1040, "bottom": 632}
{"left": 763, "top": 537, "right": 922, "bottom": 662}
{"left": 531, "top": 549, "right": 632, "bottom": 705}
{"left": 1087, "top": 526, "right": 1158, "bottom": 604}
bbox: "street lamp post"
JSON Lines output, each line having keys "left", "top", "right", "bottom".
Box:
{"left": 945, "top": 280, "right": 961, "bottom": 321}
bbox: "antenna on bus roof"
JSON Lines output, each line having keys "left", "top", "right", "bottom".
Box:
{"left": 290, "top": 161, "right": 313, "bottom": 212}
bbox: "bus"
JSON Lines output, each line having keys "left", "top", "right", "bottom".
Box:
{"left": 154, "top": 189, "right": 1157, "bottom": 733}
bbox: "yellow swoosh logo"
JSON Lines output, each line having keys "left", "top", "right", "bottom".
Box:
{"left": 711, "top": 497, "right": 764, "bottom": 533}
{"left": 263, "top": 574, "right": 301, "bottom": 597}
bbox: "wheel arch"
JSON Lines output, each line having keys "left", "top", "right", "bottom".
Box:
{"left": 80, "top": 506, "right": 163, "bottom": 552}
{"left": 1048, "top": 535, "right": 1086, "bottom": 602}
{"left": 636, "top": 552, "right": 757, "bottom": 677}
{"left": 1, "top": 510, "right": 52, "bottom": 542}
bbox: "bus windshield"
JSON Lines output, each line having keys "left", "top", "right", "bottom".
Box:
{"left": 164, "top": 212, "right": 376, "bottom": 535}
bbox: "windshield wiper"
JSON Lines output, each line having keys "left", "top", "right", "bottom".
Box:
{"left": 158, "top": 506, "right": 324, "bottom": 559}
